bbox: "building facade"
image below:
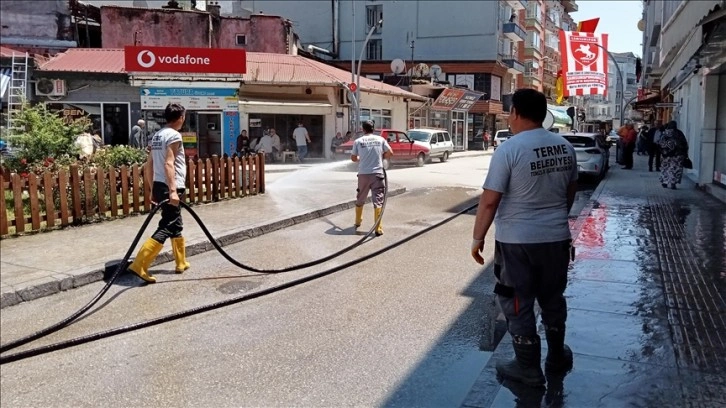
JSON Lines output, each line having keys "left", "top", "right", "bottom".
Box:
{"left": 640, "top": 0, "right": 726, "bottom": 196}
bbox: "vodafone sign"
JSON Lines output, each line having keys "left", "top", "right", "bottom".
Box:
{"left": 124, "top": 46, "right": 246, "bottom": 74}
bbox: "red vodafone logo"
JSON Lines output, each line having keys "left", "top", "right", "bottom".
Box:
{"left": 124, "top": 46, "right": 246, "bottom": 74}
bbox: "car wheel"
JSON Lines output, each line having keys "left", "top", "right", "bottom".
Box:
{"left": 440, "top": 151, "right": 449, "bottom": 162}
{"left": 416, "top": 153, "right": 425, "bottom": 167}
{"left": 383, "top": 158, "right": 391, "bottom": 170}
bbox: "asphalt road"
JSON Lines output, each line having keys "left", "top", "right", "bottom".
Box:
{"left": 0, "top": 153, "right": 599, "bottom": 407}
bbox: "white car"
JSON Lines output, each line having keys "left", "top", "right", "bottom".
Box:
{"left": 561, "top": 132, "right": 610, "bottom": 179}
{"left": 493, "top": 129, "right": 513, "bottom": 149}
{"left": 407, "top": 128, "right": 454, "bottom": 162}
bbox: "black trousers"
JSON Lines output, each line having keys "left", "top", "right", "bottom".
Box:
{"left": 494, "top": 240, "right": 571, "bottom": 338}
{"left": 648, "top": 146, "right": 661, "bottom": 170}
{"left": 623, "top": 143, "right": 635, "bottom": 168}
{"left": 151, "top": 181, "right": 185, "bottom": 244}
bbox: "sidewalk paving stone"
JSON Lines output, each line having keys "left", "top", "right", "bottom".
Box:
{"left": 462, "top": 159, "right": 726, "bottom": 407}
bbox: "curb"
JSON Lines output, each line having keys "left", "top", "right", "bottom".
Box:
{"left": 0, "top": 187, "right": 407, "bottom": 309}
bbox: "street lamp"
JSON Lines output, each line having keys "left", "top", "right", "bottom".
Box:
{"left": 350, "top": 18, "right": 383, "bottom": 135}
{"left": 589, "top": 42, "right": 626, "bottom": 126}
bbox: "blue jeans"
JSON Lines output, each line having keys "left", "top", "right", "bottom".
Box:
{"left": 297, "top": 145, "right": 308, "bottom": 161}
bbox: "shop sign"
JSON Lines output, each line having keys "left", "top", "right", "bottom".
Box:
{"left": 125, "top": 46, "right": 246, "bottom": 74}
{"left": 431, "top": 88, "right": 484, "bottom": 111}
{"left": 181, "top": 131, "right": 198, "bottom": 157}
{"left": 141, "top": 88, "right": 239, "bottom": 111}
{"left": 223, "top": 111, "right": 241, "bottom": 156}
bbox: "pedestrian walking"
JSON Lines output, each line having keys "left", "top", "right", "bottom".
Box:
{"left": 351, "top": 120, "right": 393, "bottom": 236}
{"left": 293, "top": 121, "right": 312, "bottom": 162}
{"left": 127, "top": 103, "right": 190, "bottom": 283}
{"left": 659, "top": 121, "right": 689, "bottom": 190}
{"left": 646, "top": 121, "right": 663, "bottom": 172}
{"left": 620, "top": 123, "right": 637, "bottom": 169}
{"left": 470, "top": 88, "right": 578, "bottom": 387}
{"left": 129, "top": 119, "right": 146, "bottom": 148}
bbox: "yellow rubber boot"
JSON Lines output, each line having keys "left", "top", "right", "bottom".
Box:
{"left": 354, "top": 205, "right": 363, "bottom": 228}
{"left": 374, "top": 207, "right": 383, "bottom": 236}
{"left": 128, "top": 238, "right": 163, "bottom": 283}
{"left": 171, "top": 236, "right": 191, "bottom": 273}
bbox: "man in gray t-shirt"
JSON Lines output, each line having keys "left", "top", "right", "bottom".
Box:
{"left": 127, "top": 103, "right": 190, "bottom": 284}
{"left": 470, "top": 89, "right": 578, "bottom": 387}
{"left": 351, "top": 121, "right": 392, "bottom": 236}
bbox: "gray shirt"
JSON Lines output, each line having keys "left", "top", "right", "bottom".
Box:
{"left": 351, "top": 133, "right": 391, "bottom": 175}
{"left": 150, "top": 127, "right": 186, "bottom": 189}
{"left": 483, "top": 128, "right": 578, "bottom": 244}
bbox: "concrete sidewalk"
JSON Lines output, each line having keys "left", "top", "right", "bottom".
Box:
{"left": 0, "top": 164, "right": 413, "bottom": 309}
{"left": 462, "top": 161, "right": 726, "bottom": 406}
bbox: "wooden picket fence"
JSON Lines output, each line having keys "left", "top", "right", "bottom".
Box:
{"left": 0, "top": 153, "right": 265, "bottom": 237}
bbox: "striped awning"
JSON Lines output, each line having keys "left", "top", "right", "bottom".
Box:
{"left": 0, "top": 68, "right": 10, "bottom": 102}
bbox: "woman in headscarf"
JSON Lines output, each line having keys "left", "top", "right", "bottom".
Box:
{"left": 659, "top": 121, "right": 688, "bottom": 189}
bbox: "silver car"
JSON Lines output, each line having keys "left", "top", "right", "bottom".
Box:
{"left": 561, "top": 132, "right": 610, "bottom": 179}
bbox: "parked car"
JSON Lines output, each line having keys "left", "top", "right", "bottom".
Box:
{"left": 335, "top": 129, "right": 430, "bottom": 169}
{"left": 492, "top": 129, "right": 513, "bottom": 149}
{"left": 561, "top": 132, "right": 610, "bottom": 179}
{"left": 469, "top": 130, "right": 491, "bottom": 151}
{"left": 407, "top": 128, "right": 454, "bottom": 162}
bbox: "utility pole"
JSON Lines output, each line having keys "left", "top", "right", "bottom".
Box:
{"left": 409, "top": 40, "right": 415, "bottom": 79}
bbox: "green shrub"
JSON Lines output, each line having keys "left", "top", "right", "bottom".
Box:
{"left": 5, "top": 103, "right": 89, "bottom": 172}
{"left": 91, "top": 145, "right": 148, "bottom": 168}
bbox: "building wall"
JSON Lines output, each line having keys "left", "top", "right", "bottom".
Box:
{"left": 0, "top": 0, "right": 73, "bottom": 42}
{"left": 240, "top": 0, "right": 501, "bottom": 61}
{"left": 100, "top": 6, "right": 290, "bottom": 53}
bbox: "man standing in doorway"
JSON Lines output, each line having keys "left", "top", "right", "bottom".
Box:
{"left": 127, "top": 103, "right": 191, "bottom": 283}
{"left": 470, "top": 89, "right": 578, "bottom": 387}
{"left": 351, "top": 120, "right": 392, "bottom": 236}
{"left": 293, "top": 121, "right": 311, "bottom": 162}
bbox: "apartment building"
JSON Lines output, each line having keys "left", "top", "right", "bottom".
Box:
{"left": 542, "top": 0, "right": 577, "bottom": 102}
{"left": 640, "top": 0, "right": 725, "bottom": 196}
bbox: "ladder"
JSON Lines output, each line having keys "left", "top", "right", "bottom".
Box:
{"left": 8, "top": 52, "right": 29, "bottom": 133}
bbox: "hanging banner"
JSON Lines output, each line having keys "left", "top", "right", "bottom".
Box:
{"left": 559, "top": 30, "right": 609, "bottom": 97}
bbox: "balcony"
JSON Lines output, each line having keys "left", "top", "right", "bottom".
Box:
{"left": 502, "top": 22, "right": 526, "bottom": 42}
{"left": 502, "top": 56, "right": 525, "bottom": 74}
{"left": 561, "top": 0, "right": 578, "bottom": 13}
{"left": 524, "top": 44, "right": 543, "bottom": 59}
{"left": 505, "top": 0, "right": 527, "bottom": 12}
{"left": 525, "top": 14, "right": 543, "bottom": 31}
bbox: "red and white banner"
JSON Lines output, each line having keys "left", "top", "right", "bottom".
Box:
{"left": 559, "top": 31, "right": 608, "bottom": 97}
{"left": 124, "top": 46, "right": 246, "bottom": 74}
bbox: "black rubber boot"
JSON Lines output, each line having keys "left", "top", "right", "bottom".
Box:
{"left": 544, "top": 326, "right": 573, "bottom": 374}
{"left": 496, "top": 335, "right": 545, "bottom": 387}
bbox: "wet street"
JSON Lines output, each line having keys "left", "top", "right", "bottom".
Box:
{"left": 3, "top": 153, "right": 722, "bottom": 407}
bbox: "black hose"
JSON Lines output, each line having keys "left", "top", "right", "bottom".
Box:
{"left": 0, "top": 203, "right": 163, "bottom": 355}
{"left": 0, "top": 200, "right": 478, "bottom": 365}
{"left": 178, "top": 169, "right": 390, "bottom": 273}
{"left": 0, "top": 169, "right": 390, "bottom": 354}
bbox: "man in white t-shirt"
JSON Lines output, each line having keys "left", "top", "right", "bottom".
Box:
{"left": 127, "top": 103, "right": 191, "bottom": 284}
{"left": 292, "top": 122, "right": 311, "bottom": 162}
{"left": 351, "top": 121, "right": 392, "bottom": 236}
{"left": 470, "top": 89, "right": 578, "bottom": 387}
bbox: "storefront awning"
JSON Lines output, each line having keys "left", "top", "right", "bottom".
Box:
{"left": 238, "top": 100, "right": 333, "bottom": 115}
{"left": 1, "top": 69, "right": 10, "bottom": 102}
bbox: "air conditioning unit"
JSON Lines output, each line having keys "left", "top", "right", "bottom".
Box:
{"left": 338, "top": 88, "right": 350, "bottom": 106}
{"left": 35, "top": 79, "right": 66, "bottom": 97}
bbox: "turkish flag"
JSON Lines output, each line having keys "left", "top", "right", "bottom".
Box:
{"left": 577, "top": 18, "right": 600, "bottom": 33}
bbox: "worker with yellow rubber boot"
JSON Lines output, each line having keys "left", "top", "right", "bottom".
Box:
{"left": 128, "top": 103, "right": 190, "bottom": 283}
{"left": 351, "top": 120, "right": 393, "bottom": 236}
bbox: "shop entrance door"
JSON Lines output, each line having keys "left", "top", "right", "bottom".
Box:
{"left": 196, "top": 112, "right": 222, "bottom": 158}
{"left": 451, "top": 110, "right": 466, "bottom": 151}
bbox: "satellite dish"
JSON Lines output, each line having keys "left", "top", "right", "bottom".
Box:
{"left": 416, "top": 63, "right": 430, "bottom": 77}
{"left": 430, "top": 64, "right": 442, "bottom": 78}
{"left": 543, "top": 110, "right": 555, "bottom": 130}
{"left": 391, "top": 59, "right": 406, "bottom": 75}
{"left": 637, "top": 19, "right": 645, "bottom": 32}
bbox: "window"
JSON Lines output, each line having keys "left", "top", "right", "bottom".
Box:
{"left": 526, "top": 31, "right": 541, "bottom": 49}
{"left": 366, "top": 5, "right": 383, "bottom": 32}
{"left": 366, "top": 39, "right": 382, "bottom": 60}
{"left": 526, "top": 2, "right": 541, "bottom": 19}
{"left": 360, "top": 108, "right": 391, "bottom": 129}
{"left": 627, "top": 78, "right": 636, "bottom": 85}
{"left": 235, "top": 34, "right": 246, "bottom": 46}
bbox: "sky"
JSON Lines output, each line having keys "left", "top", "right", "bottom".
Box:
{"left": 571, "top": 0, "right": 643, "bottom": 56}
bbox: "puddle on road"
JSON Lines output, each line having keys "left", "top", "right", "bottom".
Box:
{"left": 217, "top": 279, "right": 263, "bottom": 295}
